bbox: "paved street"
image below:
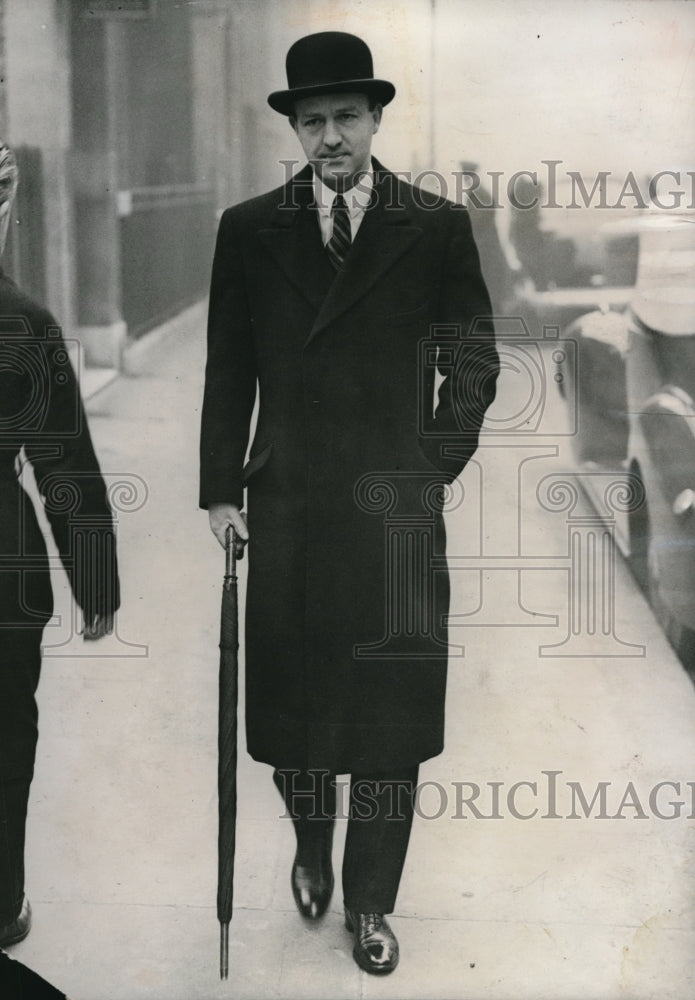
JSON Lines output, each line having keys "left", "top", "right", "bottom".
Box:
{"left": 9, "top": 301, "right": 695, "bottom": 1000}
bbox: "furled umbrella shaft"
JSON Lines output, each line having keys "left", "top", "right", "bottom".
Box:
{"left": 218, "top": 526, "right": 240, "bottom": 979}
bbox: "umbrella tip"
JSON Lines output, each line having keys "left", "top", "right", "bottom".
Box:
{"left": 220, "top": 921, "right": 230, "bottom": 980}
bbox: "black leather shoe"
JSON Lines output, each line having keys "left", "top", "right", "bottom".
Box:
{"left": 344, "top": 907, "right": 399, "bottom": 974}
{"left": 291, "top": 823, "right": 334, "bottom": 920}
{"left": 0, "top": 896, "right": 32, "bottom": 948}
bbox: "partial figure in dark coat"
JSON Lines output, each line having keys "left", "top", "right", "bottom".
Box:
{"left": 0, "top": 140, "right": 119, "bottom": 961}
{"left": 199, "top": 33, "right": 499, "bottom": 974}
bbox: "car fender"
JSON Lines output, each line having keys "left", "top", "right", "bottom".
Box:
{"left": 561, "top": 309, "right": 630, "bottom": 466}
{"left": 635, "top": 385, "right": 695, "bottom": 623}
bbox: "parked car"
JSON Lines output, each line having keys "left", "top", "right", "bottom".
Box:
{"left": 557, "top": 211, "right": 695, "bottom": 673}
{"left": 502, "top": 173, "right": 642, "bottom": 332}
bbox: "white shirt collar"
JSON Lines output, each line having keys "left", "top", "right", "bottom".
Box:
{"left": 313, "top": 168, "right": 374, "bottom": 218}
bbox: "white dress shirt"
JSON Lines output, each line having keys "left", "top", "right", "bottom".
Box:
{"left": 313, "top": 169, "right": 374, "bottom": 245}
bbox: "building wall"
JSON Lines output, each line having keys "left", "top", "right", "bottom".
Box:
{"left": 70, "top": 3, "right": 218, "bottom": 344}
{"left": 2, "top": 1, "right": 222, "bottom": 351}
{"left": 119, "top": 4, "right": 195, "bottom": 188}
{"left": 190, "top": 9, "right": 230, "bottom": 208}
{"left": 3, "top": 0, "right": 77, "bottom": 331}
{"left": 1, "top": 0, "right": 432, "bottom": 355}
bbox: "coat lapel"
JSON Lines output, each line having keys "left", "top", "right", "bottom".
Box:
{"left": 257, "top": 161, "right": 424, "bottom": 340}
{"left": 257, "top": 165, "right": 332, "bottom": 312}
{"left": 307, "top": 162, "right": 423, "bottom": 344}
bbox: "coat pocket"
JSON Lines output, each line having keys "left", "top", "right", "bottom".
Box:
{"left": 380, "top": 300, "right": 430, "bottom": 326}
{"left": 242, "top": 442, "right": 274, "bottom": 484}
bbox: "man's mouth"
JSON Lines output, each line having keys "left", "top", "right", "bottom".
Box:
{"left": 322, "top": 153, "right": 347, "bottom": 161}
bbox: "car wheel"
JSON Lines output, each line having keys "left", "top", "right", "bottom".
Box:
{"left": 635, "top": 508, "right": 695, "bottom": 678}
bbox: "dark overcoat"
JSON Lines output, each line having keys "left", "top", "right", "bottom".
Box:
{"left": 200, "top": 161, "right": 499, "bottom": 773}
{"left": 0, "top": 269, "right": 120, "bottom": 634}
{"left": 0, "top": 269, "right": 119, "bottom": 806}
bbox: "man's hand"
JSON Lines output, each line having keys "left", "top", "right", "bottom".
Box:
{"left": 83, "top": 613, "right": 114, "bottom": 641}
{"left": 209, "top": 502, "right": 249, "bottom": 557}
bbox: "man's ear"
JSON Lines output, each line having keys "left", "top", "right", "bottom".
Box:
{"left": 371, "top": 104, "right": 383, "bottom": 133}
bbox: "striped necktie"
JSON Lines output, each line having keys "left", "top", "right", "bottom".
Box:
{"left": 326, "top": 193, "right": 351, "bottom": 270}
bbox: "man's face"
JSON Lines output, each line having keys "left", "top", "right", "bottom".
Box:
{"left": 291, "top": 92, "right": 382, "bottom": 191}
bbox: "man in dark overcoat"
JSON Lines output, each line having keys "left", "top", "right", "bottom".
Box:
{"left": 0, "top": 140, "right": 119, "bottom": 959}
{"left": 200, "top": 32, "right": 499, "bottom": 974}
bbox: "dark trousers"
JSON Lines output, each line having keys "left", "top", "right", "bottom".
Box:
{"left": 0, "top": 628, "right": 43, "bottom": 925}
{"left": 273, "top": 765, "right": 419, "bottom": 913}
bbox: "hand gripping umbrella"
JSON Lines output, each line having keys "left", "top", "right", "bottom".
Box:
{"left": 218, "top": 525, "right": 242, "bottom": 979}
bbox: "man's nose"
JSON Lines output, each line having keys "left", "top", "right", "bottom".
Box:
{"left": 322, "top": 118, "right": 342, "bottom": 147}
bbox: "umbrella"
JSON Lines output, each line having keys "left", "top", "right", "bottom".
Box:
{"left": 217, "top": 525, "right": 242, "bottom": 979}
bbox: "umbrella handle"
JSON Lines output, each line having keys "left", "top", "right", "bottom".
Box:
{"left": 225, "top": 525, "right": 237, "bottom": 580}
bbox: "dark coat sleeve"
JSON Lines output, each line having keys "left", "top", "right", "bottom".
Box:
{"left": 419, "top": 203, "right": 499, "bottom": 479}
{"left": 22, "top": 305, "right": 120, "bottom": 621}
{"left": 199, "top": 208, "right": 257, "bottom": 510}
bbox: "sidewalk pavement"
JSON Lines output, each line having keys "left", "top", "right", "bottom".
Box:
{"left": 8, "top": 301, "right": 695, "bottom": 999}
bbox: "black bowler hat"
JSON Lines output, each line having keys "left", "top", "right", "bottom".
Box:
{"left": 268, "top": 31, "right": 395, "bottom": 116}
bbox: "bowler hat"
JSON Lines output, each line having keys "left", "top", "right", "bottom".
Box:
{"left": 268, "top": 31, "right": 395, "bottom": 116}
